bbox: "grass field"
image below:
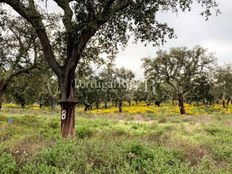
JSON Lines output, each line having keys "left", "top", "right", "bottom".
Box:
{"left": 1, "top": 104, "right": 232, "bottom": 174}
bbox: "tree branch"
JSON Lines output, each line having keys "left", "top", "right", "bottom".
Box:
{"left": 102, "top": 0, "right": 116, "bottom": 15}
{"left": 0, "top": 0, "right": 62, "bottom": 77}
{"left": 53, "top": 0, "right": 73, "bottom": 31}
{"left": 63, "top": 0, "right": 131, "bottom": 74}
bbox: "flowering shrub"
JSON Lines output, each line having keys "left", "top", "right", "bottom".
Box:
{"left": 3, "top": 102, "right": 232, "bottom": 116}
{"left": 87, "top": 103, "right": 232, "bottom": 116}
{"left": 3, "top": 104, "right": 50, "bottom": 111}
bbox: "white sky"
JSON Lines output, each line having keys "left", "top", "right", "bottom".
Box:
{"left": 3, "top": 0, "right": 232, "bottom": 79}
{"left": 115, "top": 0, "right": 232, "bottom": 79}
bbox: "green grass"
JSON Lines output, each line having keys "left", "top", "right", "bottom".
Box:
{"left": 0, "top": 109, "right": 232, "bottom": 174}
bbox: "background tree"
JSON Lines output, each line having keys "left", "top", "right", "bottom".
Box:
{"left": 133, "top": 80, "right": 156, "bottom": 106}
{"left": 133, "top": 80, "right": 171, "bottom": 107}
{"left": 113, "top": 67, "right": 135, "bottom": 112}
{"left": 75, "top": 57, "right": 110, "bottom": 111}
{"left": 76, "top": 64, "right": 136, "bottom": 112}
{"left": 31, "top": 63, "right": 59, "bottom": 110}
{"left": 213, "top": 64, "right": 232, "bottom": 108}
{"left": 185, "top": 74, "right": 214, "bottom": 107}
{"left": 143, "top": 46, "right": 215, "bottom": 114}
{"left": 133, "top": 81, "right": 147, "bottom": 105}
{"left": 0, "top": 13, "right": 40, "bottom": 110}
{"left": 0, "top": 0, "right": 219, "bottom": 137}
{"left": 98, "top": 63, "right": 117, "bottom": 109}
{"left": 76, "top": 74, "right": 101, "bottom": 111}
{"left": 6, "top": 71, "right": 44, "bottom": 107}
{"left": 43, "top": 76, "right": 59, "bottom": 111}
{"left": 152, "top": 83, "right": 172, "bottom": 107}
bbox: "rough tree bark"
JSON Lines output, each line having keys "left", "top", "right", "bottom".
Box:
{"left": 17, "top": 96, "right": 26, "bottom": 108}
{"left": 104, "top": 102, "right": 108, "bottom": 109}
{"left": 59, "top": 74, "right": 77, "bottom": 138}
{"left": 0, "top": 91, "right": 3, "bottom": 111}
{"left": 155, "top": 99, "right": 162, "bottom": 107}
{"left": 146, "top": 101, "right": 151, "bottom": 106}
{"left": 119, "top": 99, "right": 122, "bottom": 113}
{"left": 227, "top": 98, "right": 231, "bottom": 106}
{"left": 21, "top": 100, "right": 25, "bottom": 108}
{"left": 60, "top": 101, "right": 76, "bottom": 137}
{"left": 135, "top": 100, "right": 138, "bottom": 105}
{"left": 222, "top": 100, "right": 226, "bottom": 108}
{"left": 95, "top": 102, "right": 99, "bottom": 109}
{"left": 222, "top": 87, "right": 226, "bottom": 108}
{"left": 178, "top": 92, "right": 186, "bottom": 115}
{"left": 0, "top": 81, "right": 6, "bottom": 111}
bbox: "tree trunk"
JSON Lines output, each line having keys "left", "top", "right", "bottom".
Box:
{"left": 0, "top": 92, "right": 3, "bottom": 111}
{"left": 21, "top": 101, "right": 25, "bottom": 108}
{"left": 222, "top": 88, "right": 226, "bottom": 108}
{"left": 0, "top": 82, "right": 5, "bottom": 111}
{"left": 119, "top": 99, "right": 122, "bottom": 113}
{"left": 0, "top": 82, "right": 9, "bottom": 111}
{"left": 50, "top": 98, "right": 56, "bottom": 111}
{"left": 19, "top": 97, "right": 25, "bottom": 108}
{"left": 60, "top": 101, "right": 76, "bottom": 138}
{"left": 203, "top": 99, "right": 208, "bottom": 108}
{"left": 39, "top": 97, "right": 43, "bottom": 109}
{"left": 59, "top": 74, "right": 77, "bottom": 138}
{"left": 227, "top": 99, "right": 231, "bottom": 106}
{"left": 155, "top": 101, "right": 161, "bottom": 107}
{"left": 223, "top": 100, "right": 226, "bottom": 108}
{"left": 135, "top": 100, "right": 138, "bottom": 105}
{"left": 146, "top": 101, "right": 151, "bottom": 106}
{"left": 178, "top": 93, "right": 186, "bottom": 115}
{"left": 84, "top": 104, "right": 89, "bottom": 111}
{"left": 96, "top": 102, "right": 99, "bottom": 109}
{"left": 104, "top": 102, "right": 108, "bottom": 109}
{"left": 51, "top": 101, "right": 56, "bottom": 111}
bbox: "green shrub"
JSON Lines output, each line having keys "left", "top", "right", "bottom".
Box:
{"left": 77, "top": 127, "right": 94, "bottom": 139}
{"left": 0, "top": 115, "right": 7, "bottom": 122}
{"left": 14, "top": 115, "right": 41, "bottom": 128}
{"left": 0, "top": 126, "right": 19, "bottom": 142}
{"left": 122, "top": 142, "right": 189, "bottom": 174}
{"left": 108, "top": 128, "right": 128, "bottom": 137}
{"left": 48, "top": 120, "right": 59, "bottom": 129}
{"left": 20, "top": 141, "right": 78, "bottom": 173}
{"left": 21, "top": 163, "right": 59, "bottom": 174}
{"left": 0, "top": 153, "right": 16, "bottom": 174}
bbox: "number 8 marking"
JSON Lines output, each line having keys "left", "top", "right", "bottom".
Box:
{"left": 62, "top": 110, "right": 66, "bottom": 120}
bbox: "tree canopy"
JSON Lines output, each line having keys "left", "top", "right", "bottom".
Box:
{"left": 143, "top": 46, "right": 215, "bottom": 114}
{"left": 0, "top": 0, "right": 219, "bottom": 137}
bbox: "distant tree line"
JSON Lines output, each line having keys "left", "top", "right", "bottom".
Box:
{"left": 2, "top": 45, "right": 232, "bottom": 115}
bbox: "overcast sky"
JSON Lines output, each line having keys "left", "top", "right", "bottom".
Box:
{"left": 11, "top": 0, "right": 232, "bottom": 79}
{"left": 114, "top": 0, "right": 232, "bottom": 79}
